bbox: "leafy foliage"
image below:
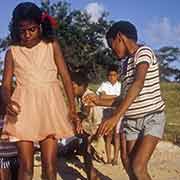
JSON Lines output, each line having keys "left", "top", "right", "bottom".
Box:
{"left": 0, "top": 0, "right": 180, "bottom": 83}
{"left": 155, "top": 47, "right": 180, "bottom": 82}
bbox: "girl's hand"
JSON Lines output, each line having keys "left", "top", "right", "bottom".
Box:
{"left": 73, "top": 118, "right": 83, "bottom": 134}
{"left": 6, "top": 100, "right": 21, "bottom": 117}
{"left": 68, "top": 111, "right": 83, "bottom": 134}
{"left": 97, "top": 115, "right": 120, "bottom": 136}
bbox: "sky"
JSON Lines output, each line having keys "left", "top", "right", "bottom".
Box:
{"left": 0, "top": 0, "right": 180, "bottom": 49}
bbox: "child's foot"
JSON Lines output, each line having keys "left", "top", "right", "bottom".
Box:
{"left": 105, "top": 159, "right": 112, "bottom": 164}
{"left": 112, "top": 159, "right": 118, "bottom": 166}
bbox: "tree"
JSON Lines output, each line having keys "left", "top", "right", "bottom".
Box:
{"left": 41, "top": 0, "right": 113, "bottom": 81}
{"left": 155, "top": 47, "right": 180, "bottom": 82}
{"left": 0, "top": 1, "right": 115, "bottom": 82}
{"left": 0, "top": 1, "right": 180, "bottom": 83}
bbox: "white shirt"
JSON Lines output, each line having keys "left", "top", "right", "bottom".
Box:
{"left": 96, "top": 81, "right": 121, "bottom": 96}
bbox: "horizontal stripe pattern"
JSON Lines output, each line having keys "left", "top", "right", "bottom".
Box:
{"left": 120, "top": 46, "right": 165, "bottom": 118}
{"left": 0, "top": 157, "right": 17, "bottom": 168}
{"left": 0, "top": 119, "right": 18, "bottom": 157}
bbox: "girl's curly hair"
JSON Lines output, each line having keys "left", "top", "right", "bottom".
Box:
{"left": 10, "top": 2, "right": 56, "bottom": 44}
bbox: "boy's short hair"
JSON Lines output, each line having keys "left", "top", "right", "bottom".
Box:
{"left": 106, "top": 21, "right": 138, "bottom": 46}
{"left": 107, "top": 64, "right": 119, "bottom": 74}
{"left": 71, "top": 71, "right": 89, "bottom": 88}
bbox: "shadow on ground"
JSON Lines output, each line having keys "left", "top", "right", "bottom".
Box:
{"left": 57, "top": 156, "right": 112, "bottom": 180}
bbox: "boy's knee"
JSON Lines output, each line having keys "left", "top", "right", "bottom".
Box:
{"left": 120, "top": 152, "right": 128, "bottom": 163}
{"left": 132, "top": 161, "right": 147, "bottom": 178}
{"left": 89, "top": 168, "right": 99, "bottom": 180}
{"left": 43, "top": 161, "right": 56, "bottom": 174}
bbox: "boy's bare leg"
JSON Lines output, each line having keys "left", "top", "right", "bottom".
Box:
{"left": 112, "top": 131, "right": 120, "bottom": 165}
{"left": 80, "top": 135, "right": 99, "bottom": 180}
{"left": 126, "top": 135, "right": 159, "bottom": 180}
{"left": 130, "top": 135, "right": 159, "bottom": 180}
{"left": 11, "top": 158, "right": 19, "bottom": 180}
{"left": 0, "top": 168, "right": 11, "bottom": 180}
{"left": 104, "top": 131, "right": 113, "bottom": 163}
{"left": 126, "top": 139, "right": 137, "bottom": 180}
{"left": 119, "top": 132, "right": 129, "bottom": 172}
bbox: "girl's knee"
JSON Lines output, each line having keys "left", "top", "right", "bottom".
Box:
{"left": 19, "top": 164, "right": 33, "bottom": 178}
{"left": 19, "top": 158, "right": 33, "bottom": 171}
{"left": 43, "top": 161, "right": 57, "bottom": 175}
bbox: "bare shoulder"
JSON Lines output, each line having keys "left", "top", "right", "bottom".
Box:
{"left": 5, "top": 48, "right": 14, "bottom": 62}
{"left": 52, "top": 39, "right": 61, "bottom": 50}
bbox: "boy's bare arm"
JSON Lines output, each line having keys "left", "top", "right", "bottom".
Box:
{"left": 2, "top": 50, "right": 20, "bottom": 116}
{"left": 95, "top": 95, "right": 121, "bottom": 107}
{"left": 113, "top": 62, "right": 149, "bottom": 118}
{"left": 83, "top": 94, "right": 121, "bottom": 107}
{"left": 99, "top": 94, "right": 118, "bottom": 100}
{"left": 83, "top": 94, "right": 116, "bottom": 107}
{"left": 97, "top": 62, "right": 149, "bottom": 136}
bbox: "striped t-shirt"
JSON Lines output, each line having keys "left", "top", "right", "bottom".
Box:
{"left": 0, "top": 118, "right": 18, "bottom": 158}
{"left": 120, "top": 46, "right": 165, "bottom": 119}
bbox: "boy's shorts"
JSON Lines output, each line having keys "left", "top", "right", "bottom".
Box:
{"left": 124, "top": 111, "right": 166, "bottom": 141}
{"left": 115, "top": 117, "right": 124, "bottom": 134}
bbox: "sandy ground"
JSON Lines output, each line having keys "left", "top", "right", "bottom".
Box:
{"left": 33, "top": 141, "right": 180, "bottom": 180}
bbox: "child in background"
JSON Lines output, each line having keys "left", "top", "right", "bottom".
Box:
{"left": 72, "top": 71, "right": 101, "bottom": 137}
{"left": 1, "top": 2, "right": 80, "bottom": 180}
{"left": 0, "top": 86, "right": 18, "bottom": 180}
{"left": 45, "top": 70, "right": 101, "bottom": 180}
{"left": 96, "top": 65, "right": 121, "bottom": 165}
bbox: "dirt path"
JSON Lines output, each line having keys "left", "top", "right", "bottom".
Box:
{"left": 33, "top": 141, "right": 180, "bottom": 180}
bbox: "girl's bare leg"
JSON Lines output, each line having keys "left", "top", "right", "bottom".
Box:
{"left": 126, "top": 139, "right": 138, "bottom": 180}
{"left": 40, "top": 136, "right": 57, "bottom": 180}
{"left": 17, "top": 141, "right": 34, "bottom": 180}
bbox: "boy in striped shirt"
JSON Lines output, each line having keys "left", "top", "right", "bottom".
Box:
{"left": 0, "top": 86, "right": 18, "bottom": 180}
{"left": 84, "top": 21, "right": 165, "bottom": 180}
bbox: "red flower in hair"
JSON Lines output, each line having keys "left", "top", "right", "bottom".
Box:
{"left": 41, "top": 12, "right": 58, "bottom": 29}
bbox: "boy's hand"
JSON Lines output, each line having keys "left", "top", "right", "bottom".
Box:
{"left": 83, "top": 94, "right": 98, "bottom": 106}
{"left": 97, "top": 115, "right": 120, "bottom": 136}
{"left": 6, "top": 100, "right": 21, "bottom": 117}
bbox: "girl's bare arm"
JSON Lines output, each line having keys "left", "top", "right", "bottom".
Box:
{"left": 52, "top": 40, "right": 76, "bottom": 113}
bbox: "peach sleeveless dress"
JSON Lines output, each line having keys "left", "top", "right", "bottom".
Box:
{"left": 3, "top": 41, "right": 74, "bottom": 142}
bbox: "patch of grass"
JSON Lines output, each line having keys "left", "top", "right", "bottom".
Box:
{"left": 161, "top": 83, "right": 180, "bottom": 143}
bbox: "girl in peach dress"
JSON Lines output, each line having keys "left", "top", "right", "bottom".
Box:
{"left": 1, "top": 2, "right": 81, "bottom": 180}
